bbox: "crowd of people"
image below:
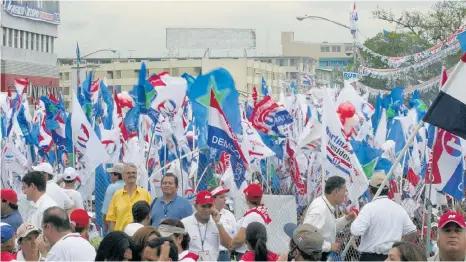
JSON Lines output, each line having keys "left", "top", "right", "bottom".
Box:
{"left": 1, "top": 162, "right": 466, "bottom": 261}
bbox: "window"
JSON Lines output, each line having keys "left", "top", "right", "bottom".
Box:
{"left": 115, "top": 70, "right": 121, "bottom": 79}
{"left": 45, "top": 36, "right": 49, "bottom": 52}
{"left": 25, "top": 32, "right": 29, "bottom": 49}
{"left": 107, "top": 71, "right": 113, "bottom": 79}
{"left": 41, "top": 35, "right": 44, "bottom": 52}
{"left": 171, "top": 68, "right": 179, "bottom": 76}
{"left": 19, "top": 30, "right": 23, "bottom": 48}
{"left": 8, "top": 29, "right": 12, "bottom": 47}
{"left": 59, "top": 72, "right": 63, "bottom": 80}
{"left": 65, "top": 72, "right": 70, "bottom": 80}
{"left": 320, "top": 46, "right": 330, "bottom": 52}
{"left": 36, "top": 34, "right": 40, "bottom": 51}
{"left": 134, "top": 70, "right": 140, "bottom": 78}
{"left": 345, "top": 45, "right": 353, "bottom": 52}
{"left": 14, "top": 29, "right": 18, "bottom": 48}
{"left": 31, "top": 33, "right": 35, "bottom": 50}
{"left": 50, "top": 37, "right": 54, "bottom": 53}
{"left": 332, "top": 45, "right": 341, "bottom": 52}
{"left": 2, "top": 28, "right": 6, "bottom": 46}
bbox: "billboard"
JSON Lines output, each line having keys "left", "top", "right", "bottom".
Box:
{"left": 166, "top": 28, "right": 256, "bottom": 49}
{"left": 3, "top": 0, "right": 60, "bottom": 24}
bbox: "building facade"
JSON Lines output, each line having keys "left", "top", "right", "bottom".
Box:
{"left": 58, "top": 57, "right": 292, "bottom": 108}
{"left": 281, "top": 31, "right": 354, "bottom": 70}
{"left": 1, "top": 0, "right": 60, "bottom": 99}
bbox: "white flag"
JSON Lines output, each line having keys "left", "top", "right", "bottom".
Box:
{"left": 71, "top": 94, "right": 109, "bottom": 178}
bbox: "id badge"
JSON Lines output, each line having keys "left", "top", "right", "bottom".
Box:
{"left": 198, "top": 250, "right": 210, "bottom": 261}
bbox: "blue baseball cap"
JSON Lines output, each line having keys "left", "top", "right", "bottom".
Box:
{"left": 0, "top": 222, "right": 15, "bottom": 243}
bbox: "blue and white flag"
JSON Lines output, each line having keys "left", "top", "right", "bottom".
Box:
{"left": 207, "top": 88, "right": 248, "bottom": 189}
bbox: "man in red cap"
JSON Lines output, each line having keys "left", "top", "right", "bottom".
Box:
{"left": 181, "top": 190, "right": 232, "bottom": 261}
{"left": 429, "top": 211, "right": 466, "bottom": 261}
{"left": 70, "top": 209, "right": 91, "bottom": 240}
{"left": 1, "top": 188, "right": 23, "bottom": 232}
{"left": 232, "top": 183, "right": 271, "bottom": 260}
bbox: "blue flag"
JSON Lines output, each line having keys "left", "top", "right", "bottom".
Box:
{"left": 187, "top": 68, "right": 242, "bottom": 148}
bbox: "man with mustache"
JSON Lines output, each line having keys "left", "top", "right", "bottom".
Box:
{"left": 106, "top": 163, "right": 152, "bottom": 232}
{"left": 429, "top": 211, "right": 466, "bottom": 261}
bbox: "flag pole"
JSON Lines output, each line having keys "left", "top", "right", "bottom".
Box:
{"left": 339, "top": 120, "right": 425, "bottom": 260}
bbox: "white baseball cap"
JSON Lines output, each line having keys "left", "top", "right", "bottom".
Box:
{"left": 32, "top": 162, "right": 54, "bottom": 175}
{"left": 63, "top": 167, "right": 77, "bottom": 181}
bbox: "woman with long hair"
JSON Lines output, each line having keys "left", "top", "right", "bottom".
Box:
{"left": 95, "top": 231, "right": 134, "bottom": 261}
{"left": 232, "top": 184, "right": 272, "bottom": 260}
{"left": 240, "top": 222, "right": 278, "bottom": 262}
{"left": 159, "top": 218, "right": 199, "bottom": 261}
{"left": 132, "top": 226, "right": 161, "bottom": 261}
{"left": 385, "top": 241, "right": 426, "bottom": 261}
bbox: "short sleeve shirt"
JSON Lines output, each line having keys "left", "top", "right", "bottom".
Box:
{"left": 182, "top": 214, "right": 220, "bottom": 261}
{"left": 45, "top": 233, "right": 96, "bottom": 261}
{"left": 150, "top": 195, "right": 193, "bottom": 227}
{"left": 106, "top": 186, "right": 152, "bottom": 231}
{"left": 235, "top": 212, "right": 265, "bottom": 253}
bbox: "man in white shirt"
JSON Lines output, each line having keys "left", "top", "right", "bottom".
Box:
{"left": 303, "top": 176, "right": 356, "bottom": 260}
{"left": 32, "top": 163, "right": 75, "bottom": 213}
{"left": 21, "top": 171, "right": 58, "bottom": 230}
{"left": 350, "top": 172, "right": 417, "bottom": 261}
{"left": 209, "top": 186, "right": 236, "bottom": 261}
{"left": 182, "top": 190, "right": 232, "bottom": 261}
{"left": 61, "top": 167, "right": 84, "bottom": 209}
{"left": 41, "top": 206, "right": 96, "bottom": 261}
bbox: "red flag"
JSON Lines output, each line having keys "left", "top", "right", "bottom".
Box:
{"left": 286, "top": 140, "right": 307, "bottom": 195}
{"left": 441, "top": 66, "right": 448, "bottom": 86}
{"left": 252, "top": 86, "right": 258, "bottom": 106}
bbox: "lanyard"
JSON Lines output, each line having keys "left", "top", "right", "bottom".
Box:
{"left": 197, "top": 222, "right": 209, "bottom": 251}
{"left": 323, "top": 197, "right": 337, "bottom": 219}
{"left": 163, "top": 202, "right": 173, "bottom": 216}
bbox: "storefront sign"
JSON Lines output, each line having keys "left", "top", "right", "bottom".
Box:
{"left": 3, "top": 0, "right": 60, "bottom": 24}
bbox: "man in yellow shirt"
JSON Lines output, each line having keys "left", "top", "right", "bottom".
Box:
{"left": 106, "top": 163, "right": 152, "bottom": 232}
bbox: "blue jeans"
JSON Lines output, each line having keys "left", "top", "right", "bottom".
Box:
{"left": 218, "top": 250, "right": 230, "bottom": 261}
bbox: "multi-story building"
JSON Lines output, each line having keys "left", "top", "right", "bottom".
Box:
{"left": 58, "top": 57, "right": 293, "bottom": 108}
{"left": 281, "top": 31, "right": 354, "bottom": 70}
{"left": 1, "top": 0, "right": 60, "bottom": 100}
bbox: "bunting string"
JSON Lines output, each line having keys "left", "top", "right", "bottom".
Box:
{"left": 355, "top": 24, "right": 466, "bottom": 68}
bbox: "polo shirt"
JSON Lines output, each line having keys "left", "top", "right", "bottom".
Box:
{"left": 45, "top": 233, "right": 96, "bottom": 261}
{"left": 182, "top": 214, "right": 220, "bottom": 261}
{"left": 150, "top": 195, "right": 193, "bottom": 227}
{"left": 219, "top": 208, "right": 236, "bottom": 251}
{"left": 46, "top": 181, "right": 74, "bottom": 210}
{"left": 0, "top": 210, "right": 23, "bottom": 232}
{"left": 30, "top": 193, "right": 58, "bottom": 229}
{"left": 63, "top": 188, "right": 84, "bottom": 209}
{"left": 101, "top": 180, "right": 125, "bottom": 214}
{"left": 303, "top": 195, "right": 349, "bottom": 252}
{"left": 350, "top": 196, "right": 417, "bottom": 254}
{"left": 106, "top": 186, "right": 152, "bottom": 231}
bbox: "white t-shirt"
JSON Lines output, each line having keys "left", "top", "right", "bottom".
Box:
{"left": 182, "top": 214, "right": 220, "bottom": 261}
{"left": 235, "top": 212, "right": 265, "bottom": 253}
{"left": 46, "top": 181, "right": 74, "bottom": 210}
{"left": 45, "top": 233, "right": 96, "bottom": 261}
{"left": 62, "top": 189, "right": 84, "bottom": 209}
{"left": 31, "top": 194, "right": 58, "bottom": 230}
{"left": 219, "top": 208, "right": 236, "bottom": 251}
{"left": 15, "top": 249, "right": 41, "bottom": 261}
{"left": 123, "top": 223, "right": 144, "bottom": 237}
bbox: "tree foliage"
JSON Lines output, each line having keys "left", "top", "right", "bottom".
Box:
{"left": 355, "top": 1, "right": 466, "bottom": 102}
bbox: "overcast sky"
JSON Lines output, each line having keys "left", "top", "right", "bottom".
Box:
{"left": 55, "top": 1, "right": 434, "bottom": 59}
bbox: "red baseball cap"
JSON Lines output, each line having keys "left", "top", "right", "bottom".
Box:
{"left": 438, "top": 211, "right": 466, "bottom": 229}
{"left": 196, "top": 191, "right": 214, "bottom": 205}
{"left": 70, "top": 209, "right": 91, "bottom": 228}
{"left": 1, "top": 188, "right": 18, "bottom": 205}
{"left": 243, "top": 183, "right": 263, "bottom": 201}
{"left": 210, "top": 186, "right": 230, "bottom": 197}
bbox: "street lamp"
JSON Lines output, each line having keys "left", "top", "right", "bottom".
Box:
{"left": 296, "top": 15, "right": 357, "bottom": 73}
{"left": 296, "top": 15, "right": 351, "bottom": 30}
{"left": 76, "top": 48, "right": 117, "bottom": 92}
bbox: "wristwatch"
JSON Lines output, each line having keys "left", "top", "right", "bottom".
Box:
{"left": 216, "top": 221, "right": 223, "bottom": 228}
